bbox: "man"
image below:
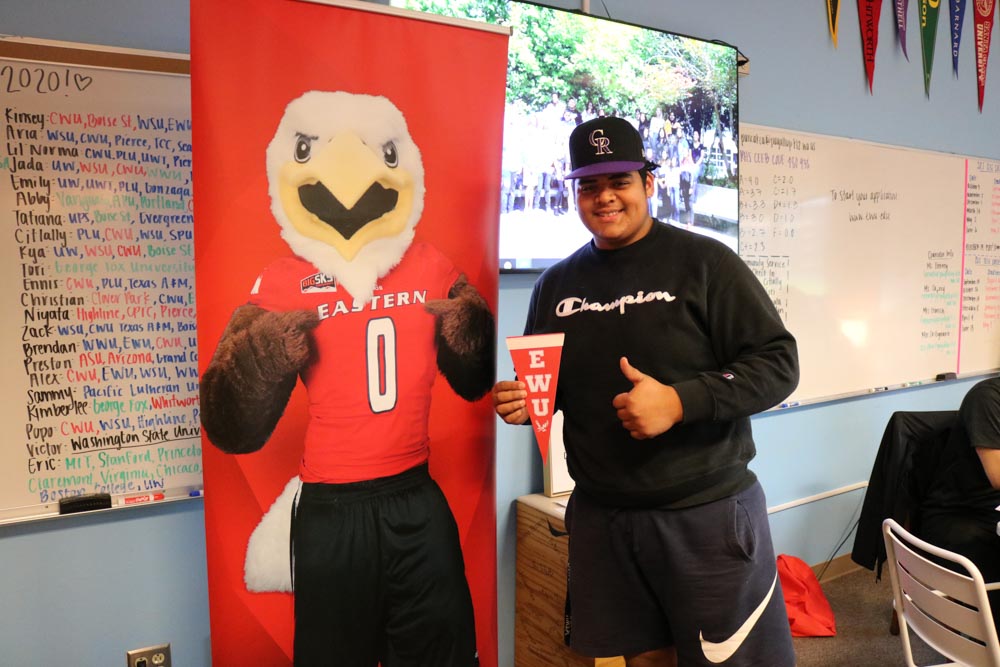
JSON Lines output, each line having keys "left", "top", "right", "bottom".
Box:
{"left": 918, "top": 376, "right": 1000, "bottom": 627}
{"left": 493, "top": 117, "right": 799, "bottom": 667}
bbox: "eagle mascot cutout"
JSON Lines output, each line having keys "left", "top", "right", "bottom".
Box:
{"left": 200, "top": 91, "right": 493, "bottom": 662}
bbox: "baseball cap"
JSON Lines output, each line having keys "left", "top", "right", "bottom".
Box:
{"left": 566, "top": 116, "right": 658, "bottom": 179}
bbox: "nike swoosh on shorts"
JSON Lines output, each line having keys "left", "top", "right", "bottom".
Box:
{"left": 698, "top": 571, "right": 777, "bottom": 664}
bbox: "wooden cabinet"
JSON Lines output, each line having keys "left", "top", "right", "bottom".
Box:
{"left": 515, "top": 494, "right": 624, "bottom": 667}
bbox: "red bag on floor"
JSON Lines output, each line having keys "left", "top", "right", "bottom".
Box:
{"left": 776, "top": 554, "right": 837, "bottom": 637}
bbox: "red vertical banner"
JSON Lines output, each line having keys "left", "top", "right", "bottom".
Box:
{"left": 506, "top": 334, "right": 566, "bottom": 465}
{"left": 859, "top": 0, "right": 884, "bottom": 92}
{"left": 191, "top": 1, "right": 508, "bottom": 665}
{"left": 974, "top": 0, "right": 996, "bottom": 110}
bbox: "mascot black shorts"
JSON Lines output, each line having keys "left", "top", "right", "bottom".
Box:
{"left": 291, "top": 464, "right": 477, "bottom": 667}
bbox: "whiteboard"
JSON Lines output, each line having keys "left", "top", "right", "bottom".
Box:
{"left": 740, "top": 124, "right": 1000, "bottom": 406}
{"left": 0, "top": 40, "right": 201, "bottom": 524}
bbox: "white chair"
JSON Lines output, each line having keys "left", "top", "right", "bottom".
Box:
{"left": 882, "top": 518, "right": 1000, "bottom": 666}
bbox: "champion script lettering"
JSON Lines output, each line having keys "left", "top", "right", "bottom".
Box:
{"left": 556, "top": 289, "right": 677, "bottom": 317}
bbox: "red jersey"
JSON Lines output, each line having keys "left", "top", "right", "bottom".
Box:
{"left": 249, "top": 242, "right": 459, "bottom": 482}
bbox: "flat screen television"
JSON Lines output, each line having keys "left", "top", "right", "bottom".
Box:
{"left": 391, "top": 0, "right": 740, "bottom": 272}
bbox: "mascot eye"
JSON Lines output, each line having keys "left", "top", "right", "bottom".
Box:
{"left": 382, "top": 141, "right": 398, "bottom": 168}
{"left": 294, "top": 137, "right": 312, "bottom": 163}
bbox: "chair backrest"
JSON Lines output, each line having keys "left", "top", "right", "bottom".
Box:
{"left": 882, "top": 518, "right": 1000, "bottom": 667}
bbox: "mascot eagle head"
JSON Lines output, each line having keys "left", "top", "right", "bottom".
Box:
{"left": 266, "top": 91, "right": 425, "bottom": 303}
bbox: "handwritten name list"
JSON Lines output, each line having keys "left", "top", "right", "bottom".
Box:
{"left": 0, "top": 58, "right": 201, "bottom": 519}
{"left": 959, "top": 158, "right": 1000, "bottom": 372}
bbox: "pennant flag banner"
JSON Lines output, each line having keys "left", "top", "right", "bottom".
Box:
{"left": 829, "top": 0, "right": 842, "bottom": 46}
{"left": 859, "top": 0, "right": 883, "bottom": 91}
{"left": 950, "top": 0, "right": 968, "bottom": 73}
{"left": 896, "top": 0, "right": 911, "bottom": 59}
{"left": 920, "top": 0, "right": 944, "bottom": 94}
{"left": 507, "top": 333, "right": 565, "bottom": 465}
{"left": 974, "top": 0, "right": 997, "bottom": 110}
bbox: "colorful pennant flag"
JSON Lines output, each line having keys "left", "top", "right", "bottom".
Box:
{"left": 507, "top": 333, "right": 565, "bottom": 465}
{"left": 919, "top": 0, "right": 944, "bottom": 95}
{"left": 858, "top": 0, "right": 883, "bottom": 92}
{"left": 829, "top": 0, "right": 842, "bottom": 46}
{"left": 896, "top": 0, "right": 910, "bottom": 59}
{"left": 950, "top": 0, "right": 968, "bottom": 74}
{"left": 974, "top": 0, "right": 996, "bottom": 110}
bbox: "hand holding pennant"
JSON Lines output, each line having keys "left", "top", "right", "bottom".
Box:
{"left": 506, "top": 333, "right": 565, "bottom": 465}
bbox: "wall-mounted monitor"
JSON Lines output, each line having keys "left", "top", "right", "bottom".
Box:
{"left": 392, "top": 0, "right": 740, "bottom": 272}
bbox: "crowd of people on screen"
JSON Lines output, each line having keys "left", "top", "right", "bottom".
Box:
{"left": 501, "top": 93, "right": 738, "bottom": 221}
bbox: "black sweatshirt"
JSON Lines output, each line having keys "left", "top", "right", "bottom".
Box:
{"left": 524, "top": 221, "right": 799, "bottom": 508}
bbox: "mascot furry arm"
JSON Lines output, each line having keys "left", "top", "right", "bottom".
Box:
{"left": 426, "top": 274, "right": 495, "bottom": 401}
{"left": 199, "top": 305, "right": 320, "bottom": 454}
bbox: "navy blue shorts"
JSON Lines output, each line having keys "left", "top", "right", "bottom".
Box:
{"left": 564, "top": 481, "right": 795, "bottom": 666}
{"left": 291, "top": 464, "right": 477, "bottom": 667}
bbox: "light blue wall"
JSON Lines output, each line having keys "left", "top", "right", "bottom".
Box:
{"left": 1, "top": 3, "right": 205, "bottom": 666}
{"left": 1, "top": 1, "right": 996, "bottom": 666}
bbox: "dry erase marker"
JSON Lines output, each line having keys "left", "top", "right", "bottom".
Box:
{"left": 189, "top": 489, "right": 204, "bottom": 498}
{"left": 119, "top": 493, "right": 165, "bottom": 506}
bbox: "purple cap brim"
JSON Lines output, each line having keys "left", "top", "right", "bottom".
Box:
{"left": 566, "top": 160, "right": 646, "bottom": 179}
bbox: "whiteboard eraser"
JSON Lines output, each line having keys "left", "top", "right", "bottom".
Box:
{"left": 58, "top": 493, "right": 112, "bottom": 514}
{"left": 935, "top": 372, "right": 957, "bottom": 381}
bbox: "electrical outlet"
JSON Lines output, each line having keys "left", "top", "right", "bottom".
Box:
{"left": 126, "top": 643, "right": 171, "bottom": 667}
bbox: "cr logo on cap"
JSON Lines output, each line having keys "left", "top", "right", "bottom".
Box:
{"left": 589, "top": 129, "right": 613, "bottom": 155}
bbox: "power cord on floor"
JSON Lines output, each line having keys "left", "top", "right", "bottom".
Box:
{"left": 814, "top": 494, "right": 864, "bottom": 582}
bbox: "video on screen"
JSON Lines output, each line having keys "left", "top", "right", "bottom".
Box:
{"left": 392, "top": 0, "right": 740, "bottom": 271}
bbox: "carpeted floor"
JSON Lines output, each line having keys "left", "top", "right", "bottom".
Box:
{"left": 793, "top": 566, "right": 945, "bottom": 666}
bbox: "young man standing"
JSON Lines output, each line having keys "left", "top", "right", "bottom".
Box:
{"left": 493, "top": 117, "right": 799, "bottom": 667}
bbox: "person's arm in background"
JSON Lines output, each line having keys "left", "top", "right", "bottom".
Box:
{"left": 976, "top": 448, "right": 1000, "bottom": 489}
{"left": 961, "top": 378, "right": 1000, "bottom": 490}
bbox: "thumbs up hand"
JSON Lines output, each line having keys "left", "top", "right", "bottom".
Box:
{"left": 612, "top": 357, "right": 684, "bottom": 439}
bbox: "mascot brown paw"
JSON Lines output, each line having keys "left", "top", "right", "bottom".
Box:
{"left": 425, "top": 274, "right": 494, "bottom": 401}
{"left": 201, "top": 304, "right": 320, "bottom": 453}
